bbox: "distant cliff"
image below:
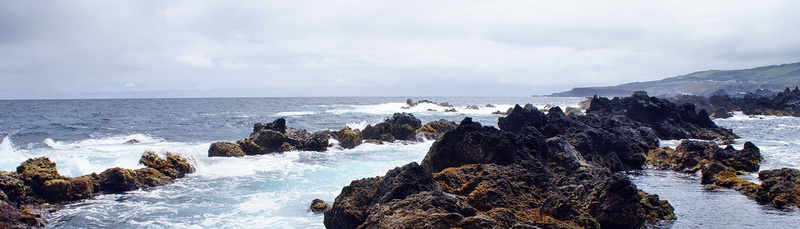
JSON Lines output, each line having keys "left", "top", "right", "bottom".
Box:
{"left": 549, "top": 62, "right": 800, "bottom": 97}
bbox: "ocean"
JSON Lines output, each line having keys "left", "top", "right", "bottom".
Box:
{"left": 0, "top": 97, "right": 798, "bottom": 228}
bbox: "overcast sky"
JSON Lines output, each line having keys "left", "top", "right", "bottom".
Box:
{"left": 1, "top": 0, "right": 799, "bottom": 99}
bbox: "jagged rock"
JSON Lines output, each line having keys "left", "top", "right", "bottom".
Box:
{"left": 499, "top": 105, "right": 657, "bottom": 171}
{"left": 253, "top": 118, "right": 287, "bottom": 134}
{"left": 329, "top": 114, "right": 676, "bottom": 228}
{"left": 444, "top": 108, "right": 457, "bottom": 112}
{"left": 235, "top": 118, "right": 330, "bottom": 155}
{"left": 324, "top": 162, "right": 441, "bottom": 228}
{"left": 465, "top": 105, "right": 480, "bottom": 110}
{"left": 586, "top": 91, "right": 738, "bottom": 140}
{"left": 310, "top": 198, "right": 331, "bottom": 213}
{"left": 416, "top": 119, "right": 457, "bottom": 140}
{"left": 485, "top": 103, "right": 496, "bottom": 108}
{"left": 421, "top": 118, "right": 540, "bottom": 173}
{"left": 362, "top": 113, "right": 422, "bottom": 142}
{"left": 208, "top": 141, "right": 245, "bottom": 157}
{"left": 125, "top": 139, "right": 140, "bottom": 144}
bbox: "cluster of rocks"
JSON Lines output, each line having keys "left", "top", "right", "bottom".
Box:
{"left": 403, "top": 99, "right": 497, "bottom": 113}
{"left": 317, "top": 91, "right": 750, "bottom": 228}
{"left": 647, "top": 140, "right": 800, "bottom": 208}
{"left": 208, "top": 118, "right": 330, "bottom": 157}
{"left": 209, "top": 114, "right": 458, "bottom": 157}
{"left": 1, "top": 151, "right": 195, "bottom": 228}
{"left": 669, "top": 87, "right": 800, "bottom": 118}
{"left": 405, "top": 99, "right": 454, "bottom": 108}
{"left": 320, "top": 91, "right": 741, "bottom": 228}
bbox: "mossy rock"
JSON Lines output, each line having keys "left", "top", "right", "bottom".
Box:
{"left": 16, "top": 157, "right": 60, "bottom": 190}
{"left": 332, "top": 127, "right": 362, "bottom": 149}
{"left": 310, "top": 198, "right": 331, "bottom": 213}
{"left": 98, "top": 167, "right": 139, "bottom": 193}
{"left": 134, "top": 168, "right": 172, "bottom": 188}
{"left": 208, "top": 141, "right": 245, "bottom": 157}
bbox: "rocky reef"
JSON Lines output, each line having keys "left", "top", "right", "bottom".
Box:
{"left": 1, "top": 151, "right": 195, "bottom": 228}
{"left": 208, "top": 118, "right": 331, "bottom": 157}
{"left": 211, "top": 114, "right": 457, "bottom": 155}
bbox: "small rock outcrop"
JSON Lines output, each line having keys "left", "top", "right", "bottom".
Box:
{"left": 1, "top": 152, "right": 196, "bottom": 227}
{"left": 210, "top": 118, "right": 331, "bottom": 156}
{"left": 362, "top": 113, "right": 422, "bottom": 142}
{"left": 208, "top": 141, "right": 246, "bottom": 157}
{"left": 331, "top": 127, "right": 363, "bottom": 149}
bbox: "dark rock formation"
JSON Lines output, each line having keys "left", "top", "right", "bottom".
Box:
{"left": 208, "top": 141, "right": 245, "bottom": 157}
{"left": 211, "top": 118, "right": 331, "bottom": 156}
{"left": 586, "top": 91, "right": 737, "bottom": 140}
{"left": 1, "top": 152, "right": 196, "bottom": 227}
{"left": 328, "top": 113, "right": 676, "bottom": 228}
{"left": 421, "top": 118, "right": 540, "bottom": 173}
{"left": 405, "top": 99, "right": 454, "bottom": 108}
{"left": 362, "top": 113, "right": 422, "bottom": 142}
{"left": 669, "top": 87, "right": 800, "bottom": 118}
{"left": 331, "top": 127, "right": 363, "bottom": 149}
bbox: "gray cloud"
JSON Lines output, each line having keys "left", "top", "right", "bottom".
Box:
{"left": 2, "top": 0, "right": 800, "bottom": 99}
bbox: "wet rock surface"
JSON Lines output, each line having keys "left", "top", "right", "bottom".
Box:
{"left": 1, "top": 152, "right": 196, "bottom": 228}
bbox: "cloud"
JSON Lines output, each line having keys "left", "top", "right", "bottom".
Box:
{"left": 1, "top": 0, "right": 800, "bottom": 99}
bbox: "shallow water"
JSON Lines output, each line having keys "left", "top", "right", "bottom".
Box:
{"left": 1, "top": 98, "right": 798, "bottom": 228}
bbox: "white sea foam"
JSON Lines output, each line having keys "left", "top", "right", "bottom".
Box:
{"left": 273, "top": 111, "right": 316, "bottom": 117}
{"left": 0, "top": 134, "right": 208, "bottom": 177}
{"left": 325, "top": 102, "right": 518, "bottom": 116}
{"left": 345, "top": 121, "right": 368, "bottom": 130}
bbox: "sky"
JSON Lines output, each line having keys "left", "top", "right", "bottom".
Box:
{"left": 1, "top": 0, "right": 800, "bottom": 99}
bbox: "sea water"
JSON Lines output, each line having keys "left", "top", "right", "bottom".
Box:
{"left": 0, "top": 98, "right": 797, "bottom": 228}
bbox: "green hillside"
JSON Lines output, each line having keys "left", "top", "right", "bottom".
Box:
{"left": 550, "top": 62, "right": 800, "bottom": 97}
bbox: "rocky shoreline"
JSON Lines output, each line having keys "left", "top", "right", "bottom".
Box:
{"left": 4, "top": 92, "right": 800, "bottom": 228}
{"left": 320, "top": 92, "right": 799, "bottom": 228}
{"left": 0, "top": 151, "right": 196, "bottom": 228}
